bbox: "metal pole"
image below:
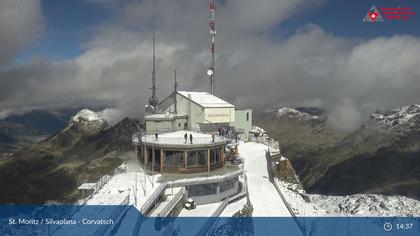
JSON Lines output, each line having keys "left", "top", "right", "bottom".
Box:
{"left": 152, "top": 142, "right": 155, "bottom": 188}
{"left": 209, "top": 1, "right": 216, "bottom": 94}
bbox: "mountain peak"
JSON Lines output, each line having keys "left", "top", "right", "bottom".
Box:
{"left": 369, "top": 104, "right": 420, "bottom": 131}
{"left": 69, "top": 109, "right": 110, "bottom": 135}
{"left": 71, "top": 109, "right": 104, "bottom": 122}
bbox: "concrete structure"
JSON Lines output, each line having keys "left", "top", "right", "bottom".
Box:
{"left": 230, "top": 109, "right": 252, "bottom": 140}
{"left": 144, "top": 113, "right": 188, "bottom": 134}
{"left": 139, "top": 131, "right": 227, "bottom": 174}
{"left": 158, "top": 91, "right": 235, "bottom": 130}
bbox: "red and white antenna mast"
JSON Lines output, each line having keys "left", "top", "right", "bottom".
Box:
{"left": 207, "top": 1, "right": 216, "bottom": 95}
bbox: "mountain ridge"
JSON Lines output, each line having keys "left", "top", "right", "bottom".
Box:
{"left": 258, "top": 104, "right": 420, "bottom": 200}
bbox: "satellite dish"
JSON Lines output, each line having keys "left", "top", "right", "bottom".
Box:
{"left": 207, "top": 68, "right": 214, "bottom": 76}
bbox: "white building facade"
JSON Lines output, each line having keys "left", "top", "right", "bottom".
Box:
{"left": 145, "top": 91, "right": 251, "bottom": 139}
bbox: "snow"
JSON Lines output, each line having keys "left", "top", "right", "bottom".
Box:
{"left": 69, "top": 109, "right": 110, "bottom": 133}
{"left": 239, "top": 142, "right": 292, "bottom": 216}
{"left": 178, "top": 202, "right": 221, "bottom": 217}
{"left": 145, "top": 113, "right": 186, "bottom": 120}
{"left": 311, "top": 194, "right": 420, "bottom": 217}
{"left": 275, "top": 180, "right": 325, "bottom": 216}
{"left": 178, "top": 91, "right": 235, "bottom": 108}
{"left": 142, "top": 130, "right": 227, "bottom": 145}
{"left": 78, "top": 183, "right": 96, "bottom": 190}
{"left": 219, "top": 197, "right": 248, "bottom": 217}
{"left": 276, "top": 107, "right": 319, "bottom": 120}
{"left": 250, "top": 126, "right": 267, "bottom": 135}
{"left": 370, "top": 104, "right": 420, "bottom": 129}
{"left": 71, "top": 109, "right": 105, "bottom": 122}
{"left": 86, "top": 161, "right": 161, "bottom": 210}
{"left": 275, "top": 179, "right": 420, "bottom": 217}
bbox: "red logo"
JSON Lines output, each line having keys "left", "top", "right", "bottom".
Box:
{"left": 369, "top": 12, "right": 379, "bottom": 21}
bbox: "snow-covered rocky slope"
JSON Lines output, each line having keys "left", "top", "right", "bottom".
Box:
{"left": 275, "top": 157, "right": 420, "bottom": 217}
{"left": 368, "top": 104, "right": 420, "bottom": 133}
{"left": 69, "top": 109, "right": 110, "bottom": 135}
{"left": 276, "top": 107, "right": 321, "bottom": 121}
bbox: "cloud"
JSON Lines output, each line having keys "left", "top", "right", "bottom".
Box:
{"left": 326, "top": 99, "right": 363, "bottom": 132}
{"left": 0, "top": 0, "right": 420, "bottom": 132}
{"left": 0, "top": 0, "right": 44, "bottom": 64}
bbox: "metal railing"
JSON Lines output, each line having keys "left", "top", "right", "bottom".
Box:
{"left": 141, "top": 135, "right": 229, "bottom": 146}
{"left": 249, "top": 136, "right": 280, "bottom": 151}
{"left": 157, "top": 187, "right": 185, "bottom": 217}
{"left": 77, "top": 164, "right": 127, "bottom": 206}
{"left": 140, "top": 183, "right": 168, "bottom": 215}
{"left": 196, "top": 198, "right": 230, "bottom": 236}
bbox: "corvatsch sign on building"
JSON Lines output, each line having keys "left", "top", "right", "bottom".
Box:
{"left": 204, "top": 107, "right": 235, "bottom": 123}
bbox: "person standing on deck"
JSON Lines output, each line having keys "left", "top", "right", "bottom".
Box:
{"left": 184, "top": 133, "right": 188, "bottom": 144}
{"left": 189, "top": 134, "right": 193, "bottom": 144}
{"left": 155, "top": 132, "right": 159, "bottom": 141}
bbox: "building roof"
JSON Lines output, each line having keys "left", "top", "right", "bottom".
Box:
{"left": 145, "top": 113, "right": 187, "bottom": 121}
{"left": 177, "top": 91, "right": 235, "bottom": 108}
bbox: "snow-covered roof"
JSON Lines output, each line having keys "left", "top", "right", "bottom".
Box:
{"left": 142, "top": 130, "right": 227, "bottom": 146}
{"left": 145, "top": 113, "right": 187, "bottom": 120}
{"left": 77, "top": 183, "right": 97, "bottom": 190}
{"left": 177, "top": 91, "right": 235, "bottom": 108}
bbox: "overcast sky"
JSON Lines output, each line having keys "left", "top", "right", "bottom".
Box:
{"left": 1, "top": 0, "right": 420, "bottom": 131}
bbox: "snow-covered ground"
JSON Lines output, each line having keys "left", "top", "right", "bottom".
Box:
{"left": 311, "top": 194, "right": 420, "bottom": 217}
{"left": 219, "top": 197, "right": 248, "bottom": 217}
{"left": 178, "top": 202, "right": 221, "bottom": 217}
{"left": 276, "top": 107, "right": 320, "bottom": 120}
{"left": 239, "top": 142, "right": 303, "bottom": 235}
{"left": 239, "top": 142, "right": 292, "bottom": 216}
{"left": 275, "top": 180, "right": 325, "bottom": 216}
{"left": 276, "top": 179, "right": 420, "bottom": 217}
{"left": 142, "top": 130, "right": 227, "bottom": 145}
{"left": 86, "top": 162, "right": 161, "bottom": 209}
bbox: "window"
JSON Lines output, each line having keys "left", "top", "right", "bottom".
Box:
{"left": 220, "top": 179, "right": 235, "bottom": 192}
{"left": 188, "top": 183, "right": 218, "bottom": 197}
{"left": 178, "top": 123, "right": 181, "bottom": 128}
{"left": 187, "top": 150, "right": 207, "bottom": 166}
{"left": 246, "top": 112, "right": 249, "bottom": 121}
{"left": 210, "top": 148, "right": 220, "bottom": 164}
{"left": 164, "top": 151, "right": 184, "bottom": 167}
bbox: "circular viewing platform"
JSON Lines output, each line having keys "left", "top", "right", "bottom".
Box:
{"left": 137, "top": 131, "right": 231, "bottom": 174}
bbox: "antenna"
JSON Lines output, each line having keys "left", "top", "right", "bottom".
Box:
{"left": 207, "top": 1, "right": 216, "bottom": 95}
{"left": 173, "top": 69, "right": 179, "bottom": 114}
{"left": 148, "top": 32, "right": 159, "bottom": 110}
{"left": 173, "top": 69, "right": 179, "bottom": 92}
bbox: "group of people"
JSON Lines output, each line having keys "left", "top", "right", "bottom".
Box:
{"left": 218, "top": 127, "right": 229, "bottom": 136}
{"left": 184, "top": 132, "right": 193, "bottom": 144}
{"left": 154, "top": 128, "right": 232, "bottom": 145}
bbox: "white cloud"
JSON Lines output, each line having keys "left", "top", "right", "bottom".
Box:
{"left": 0, "top": 0, "right": 44, "bottom": 64}
{"left": 0, "top": 0, "right": 420, "bottom": 132}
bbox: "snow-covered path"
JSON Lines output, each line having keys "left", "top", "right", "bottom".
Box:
{"left": 239, "top": 142, "right": 302, "bottom": 235}
{"left": 240, "top": 142, "right": 291, "bottom": 216}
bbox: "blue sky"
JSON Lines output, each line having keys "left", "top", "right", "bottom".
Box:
{"left": 15, "top": 0, "right": 112, "bottom": 62}
{"left": 15, "top": 0, "right": 420, "bottom": 63}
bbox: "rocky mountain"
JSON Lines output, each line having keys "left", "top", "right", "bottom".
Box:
{"left": 273, "top": 155, "right": 420, "bottom": 217}
{"left": 0, "top": 109, "right": 139, "bottom": 204}
{"left": 0, "top": 108, "right": 82, "bottom": 152}
{"left": 258, "top": 105, "right": 420, "bottom": 200}
{"left": 275, "top": 107, "right": 323, "bottom": 121}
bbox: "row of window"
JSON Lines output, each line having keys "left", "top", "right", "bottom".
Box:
{"left": 148, "top": 148, "right": 222, "bottom": 167}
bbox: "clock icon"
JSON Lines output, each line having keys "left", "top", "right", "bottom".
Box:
{"left": 383, "top": 222, "right": 392, "bottom": 232}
